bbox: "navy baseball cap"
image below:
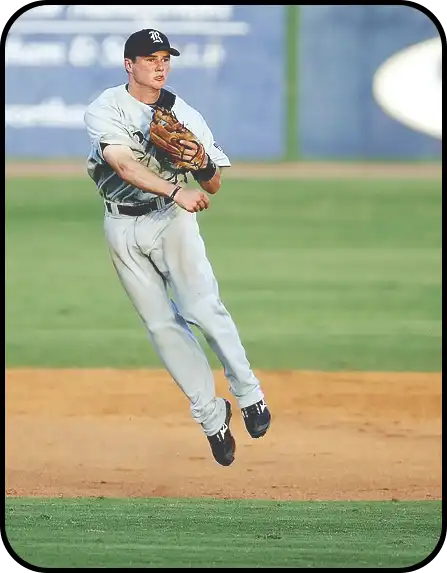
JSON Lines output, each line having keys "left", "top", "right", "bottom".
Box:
{"left": 124, "top": 29, "right": 180, "bottom": 59}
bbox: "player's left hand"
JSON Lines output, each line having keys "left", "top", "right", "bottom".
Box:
{"left": 179, "top": 140, "right": 208, "bottom": 169}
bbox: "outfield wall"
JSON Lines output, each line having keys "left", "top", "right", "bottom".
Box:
{"left": 4, "top": 5, "right": 442, "bottom": 160}
{"left": 297, "top": 5, "right": 441, "bottom": 159}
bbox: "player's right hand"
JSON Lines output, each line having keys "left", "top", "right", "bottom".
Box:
{"left": 173, "top": 187, "right": 210, "bottom": 213}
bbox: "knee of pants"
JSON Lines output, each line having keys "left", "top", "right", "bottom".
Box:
{"left": 146, "top": 318, "right": 176, "bottom": 343}
{"left": 182, "top": 295, "right": 224, "bottom": 329}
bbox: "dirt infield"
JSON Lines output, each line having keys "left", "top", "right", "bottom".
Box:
{"left": 5, "top": 369, "right": 441, "bottom": 501}
{"left": 5, "top": 160, "right": 442, "bottom": 179}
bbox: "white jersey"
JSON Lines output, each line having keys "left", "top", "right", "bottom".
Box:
{"left": 84, "top": 84, "right": 231, "bottom": 205}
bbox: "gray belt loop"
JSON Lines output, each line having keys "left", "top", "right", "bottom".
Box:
{"left": 104, "top": 200, "right": 119, "bottom": 215}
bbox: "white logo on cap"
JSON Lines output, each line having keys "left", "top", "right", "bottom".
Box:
{"left": 148, "top": 30, "right": 163, "bottom": 43}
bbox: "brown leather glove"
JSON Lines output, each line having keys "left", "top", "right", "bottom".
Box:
{"left": 149, "top": 107, "right": 207, "bottom": 170}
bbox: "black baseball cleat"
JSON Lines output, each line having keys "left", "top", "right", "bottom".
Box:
{"left": 242, "top": 399, "right": 271, "bottom": 438}
{"left": 207, "top": 399, "right": 236, "bottom": 466}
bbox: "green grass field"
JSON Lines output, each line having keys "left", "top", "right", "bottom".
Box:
{"left": 5, "top": 498, "right": 442, "bottom": 568}
{"left": 5, "top": 176, "right": 441, "bottom": 370}
{"left": 5, "top": 175, "right": 442, "bottom": 568}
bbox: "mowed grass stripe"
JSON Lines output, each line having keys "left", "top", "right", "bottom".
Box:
{"left": 6, "top": 177, "right": 441, "bottom": 370}
{"left": 5, "top": 498, "right": 442, "bottom": 568}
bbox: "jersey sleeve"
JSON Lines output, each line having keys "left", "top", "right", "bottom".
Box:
{"left": 84, "top": 103, "right": 137, "bottom": 161}
{"left": 197, "top": 117, "right": 231, "bottom": 168}
{"left": 175, "top": 100, "right": 231, "bottom": 168}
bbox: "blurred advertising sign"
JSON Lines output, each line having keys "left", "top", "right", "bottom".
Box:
{"left": 297, "top": 5, "right": 441, "bottom": 159}
{"left": 373, "top": 37, "right": 442, "bottom": 140}
{"left": 5, "top": 5, "right": 285, "bottom": 159}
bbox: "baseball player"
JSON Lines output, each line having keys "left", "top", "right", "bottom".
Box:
{"left": 84, "top": 29, "right": 271, "bottom": 466}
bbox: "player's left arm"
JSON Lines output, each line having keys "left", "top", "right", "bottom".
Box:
{"left": 195, "top": 164, "right": 221, "bottom": 195}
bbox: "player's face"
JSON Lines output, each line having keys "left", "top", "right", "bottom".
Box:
{"left": 126, "top": 51, "right": 171, "bottom": 90}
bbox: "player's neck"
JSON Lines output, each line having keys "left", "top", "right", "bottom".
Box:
{"left": 126, "top": 81, "right": 161, "bottom": 106}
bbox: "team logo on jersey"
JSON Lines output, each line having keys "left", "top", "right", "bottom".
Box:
{"left": 132, "top": 130, "right": 145, "bottom": 144}
{"left": 148, "top": 30, "right": 163, "bottom": 43}
{"left": 213, "top": 142, "right": 224, "bottom": 152}
{"left": 132, "top": 129, "right": 153, "bottom": 155}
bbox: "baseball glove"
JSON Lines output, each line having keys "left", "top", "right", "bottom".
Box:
{"left": 149, "top": 107, "right": 206, "bottom": 170}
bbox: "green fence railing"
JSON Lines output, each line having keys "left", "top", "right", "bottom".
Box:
{"left": 286, "top": 5, "right": 298, "bottom": 160}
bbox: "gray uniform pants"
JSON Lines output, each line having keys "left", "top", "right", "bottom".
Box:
{"left": 103, "top": 203, "right": 264, "bottom": 436}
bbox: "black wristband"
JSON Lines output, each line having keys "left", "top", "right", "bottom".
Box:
{"left": 193, "top": 155, "right": 217, "bottom": 182}
{"left": 170, "top": 184, "right": 181, "bottom": 199}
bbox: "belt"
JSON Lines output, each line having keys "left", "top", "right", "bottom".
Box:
{"left": 105, "top": 197, "right": 173, "bottom": 216}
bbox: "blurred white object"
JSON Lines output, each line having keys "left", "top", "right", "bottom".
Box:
{"left": 373, "top": 37, "right": 442, "bottom": 139}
